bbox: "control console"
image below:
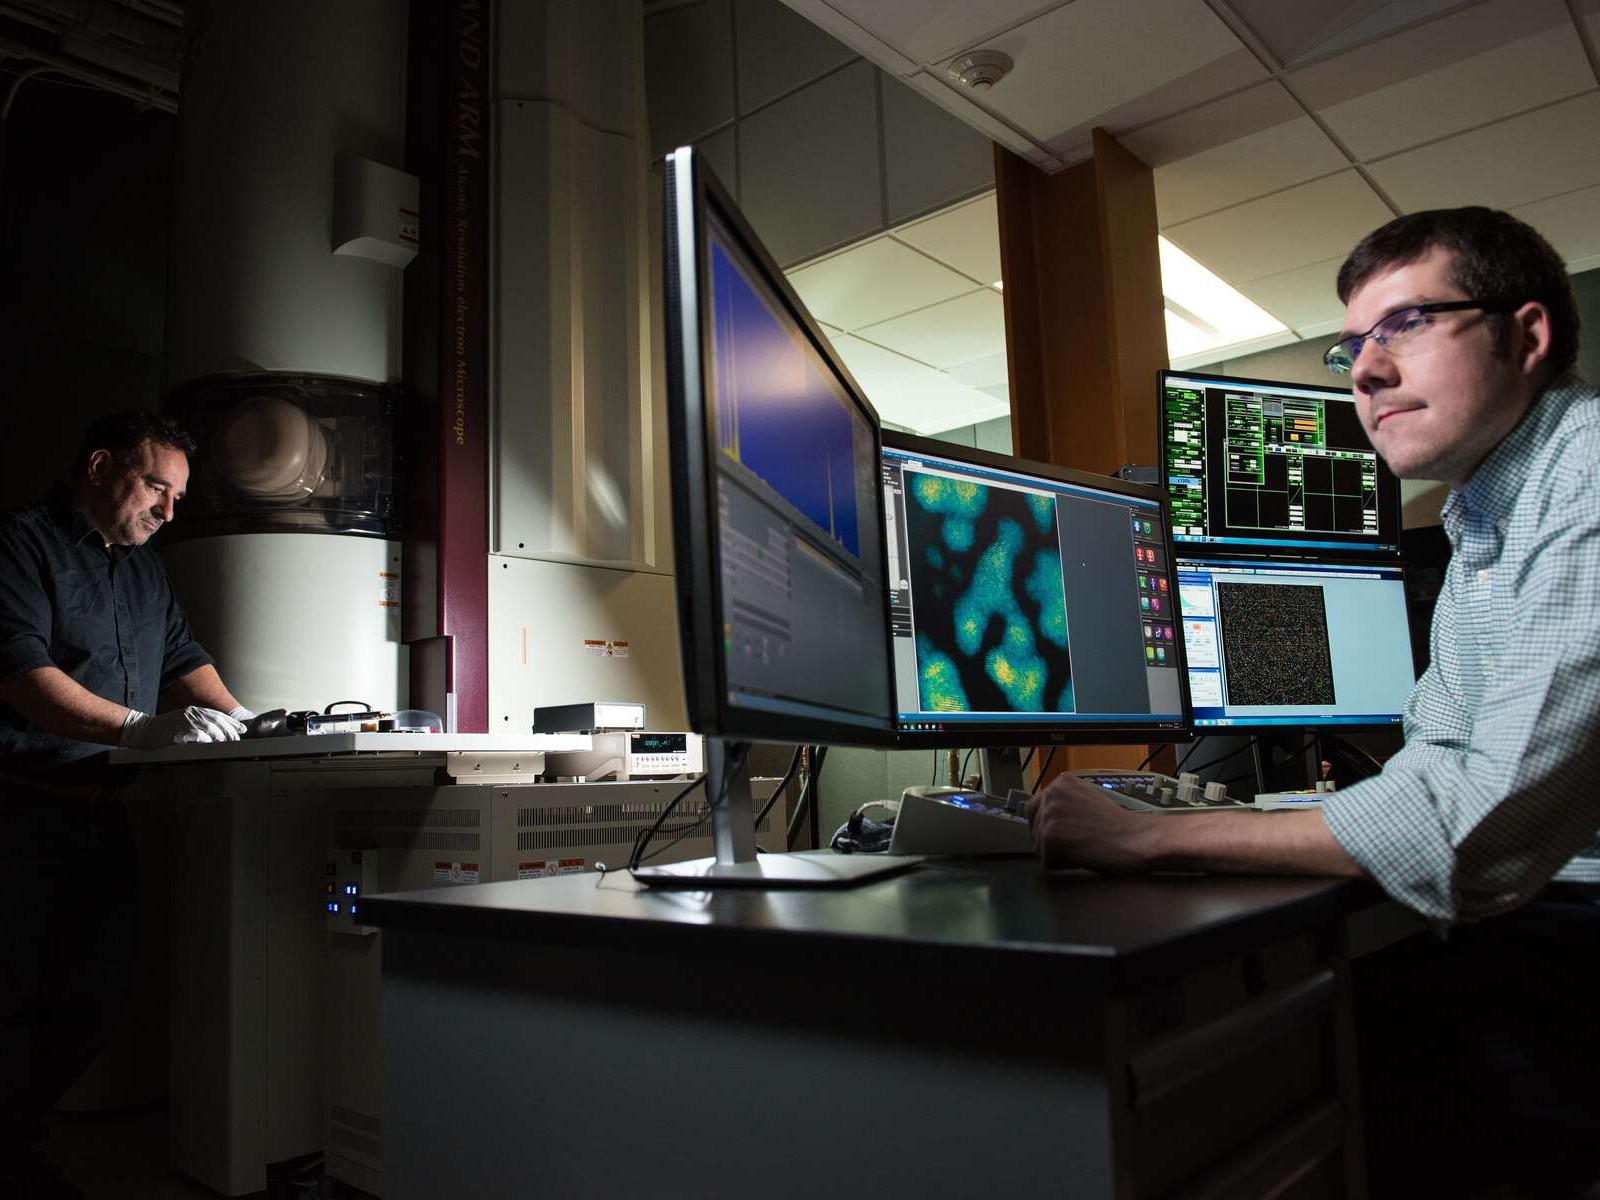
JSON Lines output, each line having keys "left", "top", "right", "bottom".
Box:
{"left": 887, "top": 786, "right": 1034, "bottom": 856}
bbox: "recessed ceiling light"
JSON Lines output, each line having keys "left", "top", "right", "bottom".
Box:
{"left": 1158, "top": 237, "right": 1285, "bottom": 359}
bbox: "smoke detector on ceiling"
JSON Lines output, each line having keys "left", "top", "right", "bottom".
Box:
{"left": 946, "top": 50, "right": 1013, "bottom": 91}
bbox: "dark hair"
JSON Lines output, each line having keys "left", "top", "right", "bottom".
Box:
{"left": 73, "top": 410, "right": 198, "bottom": 475}
{"left": 1336, "top": 206, "right": 1579, "bottom": 380}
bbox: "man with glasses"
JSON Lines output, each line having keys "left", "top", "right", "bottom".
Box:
{"left": 1029, "top": 206, "right": 1600, "bottom": 1196}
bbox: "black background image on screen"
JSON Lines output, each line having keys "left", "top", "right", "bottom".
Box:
{"left": 1217, "top": 583, "right": 1335, "bottom": 707}
{"left": 903, "top": 473, "right": 1073, "bottom": 714}
{"left": 1214, "top": 391, "right": 1381, "bottom": 539}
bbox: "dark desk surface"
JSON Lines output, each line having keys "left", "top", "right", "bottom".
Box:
{"left": 363, "top": 856, "right": 1378, "bottom": 993}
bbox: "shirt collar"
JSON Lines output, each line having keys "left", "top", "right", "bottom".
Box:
{"left": 44, "top": 484, "right": 123, "bottom": 555}
{"left": 1440, "top": 373, "right": 1588, "bottom": 539}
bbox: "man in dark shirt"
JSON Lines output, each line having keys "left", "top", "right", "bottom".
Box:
{"left": 0, "top": 411, "right": 252, "bottom": 1196}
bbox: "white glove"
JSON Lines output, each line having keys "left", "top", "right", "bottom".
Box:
{"left": 121, "top": 706, "right": 247, "bottom": 749}
{"left": 228, "top": 705, "right": 256, "bottom": 721}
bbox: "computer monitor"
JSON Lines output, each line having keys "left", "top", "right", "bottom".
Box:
{"left": 1161, "top": 370, "right": 1401, "bottom": 556}
{"left": 1175, "top": 555, "right": 1416, "bottom": 733}
{"left": 649, "top": 144, "right": 904, "bottom": 886}
{"left": 882, "top": 432, "right": 1190, "bottom": 791}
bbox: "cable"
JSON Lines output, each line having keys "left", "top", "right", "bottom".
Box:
{"left": 958, "top": 747, "right": 975, "bottom": 787}
{"left": 1173, "top": 738, "right": 1212, "bottom": 773}
{"left": 931, "top": 750, "right": 940, "bottom": 787}
{"left": 632, "top": 744, "right": 754, "bottom": 868}
{"left": 787, "top": 745, "right": 827, "bottom": 850}
{"left": 1135, "top": 744, "right": 1163, "bottom": 772}
{"left": 1180, "top": 737, "right": 1262, "bottom": 779}
{"left": 1189, "top": 735, "right": 1317, "bottom": 789}
{"left": 753, "top": 745, "right": 804, "bottom": 832}
{"left": 1031, "top": 745, "right": 1059, "bottom": 794}
{"left": 626, "top": 774, "right": 708, "bottom": 870}
{"left": 1020, "top": 746, "right": 1037, "bottom": 776}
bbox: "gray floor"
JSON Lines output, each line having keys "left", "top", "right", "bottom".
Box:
{"left": 45, "top": 1108, "right": 375, "bottom": 1200}
{"left": 46, "top": 1107, "right": 249, "bottom": 1199}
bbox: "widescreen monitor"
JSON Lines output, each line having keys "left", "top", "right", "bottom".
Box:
{"left": 882, "top": 432, "right": 1190, "bottom": 748}
{"left": 1161, "top": 370, "right": 1401, "bottom": 555}
{"left": 1176, "top": 556, "right": 1416, "bottom": 731}
{"left": 661, "top": 147, "right": 895, "bottom": 749}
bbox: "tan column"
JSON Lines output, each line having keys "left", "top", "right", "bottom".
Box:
{"left": 996, "top": 127, "right": 1173, "bottom": 778}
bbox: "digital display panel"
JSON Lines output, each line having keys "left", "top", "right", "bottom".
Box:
{"left": 1162, "top": 370, "right": 1401, "bottom": 555}
{"left": 882, "top": 438, "right": 1188, "bottom": 742}
{"left": 1176, "top": 557, "right": 1415, "bottom": 729}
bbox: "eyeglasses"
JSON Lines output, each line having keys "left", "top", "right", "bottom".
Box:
{"left": 1323, "top": 299, "right": 1519, "bottom": 374}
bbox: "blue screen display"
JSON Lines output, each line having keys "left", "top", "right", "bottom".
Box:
{"left": 709, "top": 236, "right": 861, "bottom": 558}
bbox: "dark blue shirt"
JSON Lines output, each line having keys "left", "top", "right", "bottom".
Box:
{"left": 0, "top": 489, "right": 213, "bottom": 769}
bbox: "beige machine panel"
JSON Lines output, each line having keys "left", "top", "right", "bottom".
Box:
{"left": 487, "top": 554, "right": 689, "bottom": 732}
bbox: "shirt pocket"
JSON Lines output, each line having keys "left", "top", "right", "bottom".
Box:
{"left": 48, "top": 566, "right": 113, "bottom": 692}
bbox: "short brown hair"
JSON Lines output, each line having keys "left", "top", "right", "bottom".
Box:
{"left": 73, "top": 410, "right": 197, "bottom": 475}
{"left": 1336, "top": 207, "right": 1579, "bottom": 380}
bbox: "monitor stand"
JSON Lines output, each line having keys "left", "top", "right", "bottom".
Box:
{"left": 978, "top": 746, "right": 1028, "bottom": 798}
{"left": 631, "top": 739, "right": 921, "bottom": 888}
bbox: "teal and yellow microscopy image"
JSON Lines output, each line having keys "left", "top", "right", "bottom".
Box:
{"left": 904, "top": 472, "right": 1075, "bottom": 714}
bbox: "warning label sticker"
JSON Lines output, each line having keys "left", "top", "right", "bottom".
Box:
{"left": 433, "top": 861, "right": 480, "bottom": 884}
{"left": 581, "top": 640, "right": 630, "bottom": 658}
{"left": 378, "top": 571, "right": 400, "bottom": 609}
{"left": 517, "top": 857, "right": 585, "bottom": 878}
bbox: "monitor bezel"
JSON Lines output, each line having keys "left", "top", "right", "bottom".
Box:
{"left": 662, "top": 145, "right": 898, "bottom": 748}
{"left": 882, "top": 429, "right": 1194, "bottom": 749}
{"left": 1159, "top": 368, "right": 1403, "bottom": 558}
{"left": 1173, "top": 549, "right": 1417, "bottom": 735}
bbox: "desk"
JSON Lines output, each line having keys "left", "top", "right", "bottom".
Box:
{"left": 106, "top": 735, "right": 784, "bottom": 1196}
{"left": 364, "top": 859, "right": 1377, "bottom": 1199}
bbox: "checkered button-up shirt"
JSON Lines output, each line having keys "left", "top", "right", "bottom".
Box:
{"left": 1322, "top": 375, "right": 1600, "bottom": 923}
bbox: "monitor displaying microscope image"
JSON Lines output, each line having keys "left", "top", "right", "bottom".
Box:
{"left": 882, "top": 432, "right": 1189, "bottom": 746}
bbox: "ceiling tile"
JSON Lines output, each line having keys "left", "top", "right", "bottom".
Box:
{"left": 737, "top": 0, "right": 857, "bottom": 114}
{"left": 1043, "top": 47, "right": 1270, "bottom": 160}
{"left": 826, "top": 332, "right": 935, "bottom": 392}
{"left": 787, "top": 237, "right": 980, "bottom": 329}
{"left": 644, "top": 0, "right": 735, "bottom": 156}
{"left": 1148, "top": 115, "right": 1349, "bottom": 227}
{"left": 1164, "top": 170, "right": 1394, "bottom": 284}
{"left": 900, "top": 70, "right": 1058, "bottom": 166}
{"left": 1367, "top": 92, "right": 1600, "bottom": 214}
{"left": 946, "top": 351, "right": 1009, "bottom": 390}
{"left": 931, "top": 0, "right": 1246, "bottom": 149}
{"left": 737, "top": 61, "right": 882, "bottom": 266}
{"left": 855, "top": 289, "right": 1008, "bottom": 369}
{"left": 870, "top": 368, "right": 1013, "bottom": 435}
{"left": 1228, "top": 0, "right": 1472, "bottom": 68}
{"left": 1121, "top": 81, "right": 1304, "bottom": 166}
{"left": 1512, "top": 184, "right": 1600, "bottom": 276}
{"left": 892, "top": 192, "right": 1002, "bottom": 284}
{"left": 1238, "top": 256, "right": 1348, "bottom": 334}
{"left": 882, "top": 74, "right": 996, "bottom": 224}
{"left": 810, "top": 0, "right": 1066, "bottom": 66}
{"left": 1294, "top": 2, "right": 1588, "bottom": 161}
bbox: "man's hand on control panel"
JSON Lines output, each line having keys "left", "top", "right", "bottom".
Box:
{"left": 121, "top": 705, "right": 246, "bottom": 749}
{"left": 1024, "top": 774, "right": 1153, "bottom": 873}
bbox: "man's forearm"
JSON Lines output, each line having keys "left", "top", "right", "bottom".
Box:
{"left": 167, "top": 664, "right": 242, "bottom": 714}
{"left": 1136, "top": 809, "right": 1367, "bottom": 878}
{"left": 0, "top": 666, "right": 131, "bottom": 746}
